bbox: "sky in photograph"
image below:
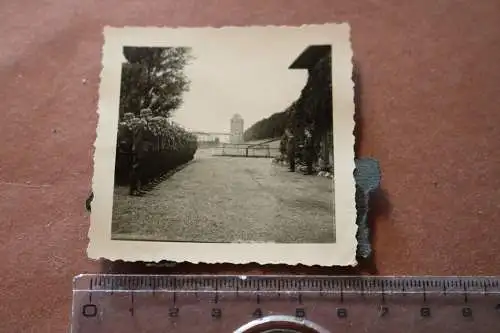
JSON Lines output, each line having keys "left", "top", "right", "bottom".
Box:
{"left": 171, "top": 34, "right": 310, "bottom": 134}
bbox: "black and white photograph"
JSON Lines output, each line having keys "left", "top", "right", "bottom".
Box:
{"left": 89, "top": 24, "right": 357, "bottom": 266}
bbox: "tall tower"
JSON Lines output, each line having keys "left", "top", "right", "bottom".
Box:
{"left": 230, "top": 114, "right": 244, "bottom": 144}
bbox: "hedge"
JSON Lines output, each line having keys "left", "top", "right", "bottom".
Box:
{"left": 114, "top": 111, "right": 198, "bottom": 186}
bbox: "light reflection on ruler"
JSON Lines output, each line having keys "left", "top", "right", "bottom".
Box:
{"left": 71, "top": 275, "right": 500, "bottom": 333}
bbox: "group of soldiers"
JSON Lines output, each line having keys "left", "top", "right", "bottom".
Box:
{"left": 116, "top": 109, "right": 198, "bottom": 196}
{"left": 283, "top": 128, "right": 317, "bottom": 175}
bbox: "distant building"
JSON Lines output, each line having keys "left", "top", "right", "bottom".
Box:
{"left": 230, "top": 114, "right": 244, "bottom": 143}
{"left": 194, "top": 133, "right": 217, "bottom": 142}
{"left": 191, "top": 131, "right": 231, "bottom": 144}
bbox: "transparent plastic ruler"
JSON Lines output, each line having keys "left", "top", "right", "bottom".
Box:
{"left": 71, "top": 274, "right": 500, "bottom": 332}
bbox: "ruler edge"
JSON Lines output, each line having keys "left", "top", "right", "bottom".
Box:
{"left": 72, "top": 274, "right": 500, "bottom": 292}
{"left": 70, "top": 275, "right": 500, "bottom": 332}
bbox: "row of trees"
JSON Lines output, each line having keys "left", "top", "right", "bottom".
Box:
{"left": 242, "top": 109, "right": 291, "bottom": 141}
{"left": 291, "top": 53, "right": 333, "bottom": 140}
{"left": 243, "top": 49, "right": 332, "bottom": 150}
{"left": 243, "top": 46, "right": 333, "bottom": 173}
{"left": 281, "top": 50, "right": 333, "bottom": 172}
{"left": 119, "top": 46, "right": 193, "bottom": 119}
{"left": 115, "top": 47, "right": 198, "bottom": 189}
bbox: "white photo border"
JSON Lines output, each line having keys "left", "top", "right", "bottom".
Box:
{"left": 88, "top": 24, "right": 357, "bottom": 266}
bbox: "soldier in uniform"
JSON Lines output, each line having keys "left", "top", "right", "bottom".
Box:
{"left": 304, "top": 128, "right": 315, "bottom": 175}
{"left": 285, "top": 128, "right": 296, "bottom": 172}
{"left": 129, "top": 129, "right": 144, "bottom": 196}
{"left": 139, "top": 108, "right": 155, "bottom": 186}
{"left": 129, "top": 160, "right": 143, "bottom": 196}
{"left": 115, "top": 113, "right": 134, "bottom": 186}
{"left": 129, "top": 112, "right": 149, "bottom": 196}
{"left": 117, "top": 114, "right": 134, "bottom": 182}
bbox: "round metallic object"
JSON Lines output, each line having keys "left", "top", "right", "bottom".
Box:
{"left": 233, "top": 315, "right": 330, "bottom": 333}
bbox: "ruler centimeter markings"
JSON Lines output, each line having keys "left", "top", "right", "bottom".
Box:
{"left": 72, "top": 275, "right": 500, "bottom": 333}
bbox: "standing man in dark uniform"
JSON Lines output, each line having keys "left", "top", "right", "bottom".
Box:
{"left": 129, "top": 114, "right": 148, "bottom": 196}
{"left": 129, "top": 133, "right": 143, "bottom": 196}
{"left": 117, "top": 113, "right": 140, "bottom": 195}
{"left": 285, "top": 128, "right": 296, "bottom": 172}
{"left": 304, "top": 128, "right": 315, "bottom": 175}
{"left": 129, "top": 160, "right": 142, "bottom": 196}
{"left": 117, "top": 114, "right": 134, "bottom": 186}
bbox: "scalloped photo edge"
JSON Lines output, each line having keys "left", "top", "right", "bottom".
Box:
{"left": 88, "top": 23, "right": 357, "bottom": 266}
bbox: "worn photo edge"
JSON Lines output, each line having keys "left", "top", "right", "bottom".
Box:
{"left": 87, "top": 23, "right": 358, "bottom": 267}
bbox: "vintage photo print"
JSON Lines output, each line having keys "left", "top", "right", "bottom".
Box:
{"left": 88, "top": 24, "right": 357, "bottom": 266}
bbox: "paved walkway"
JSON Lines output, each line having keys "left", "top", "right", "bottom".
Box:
{"left": 112, "top": 148, "right": 335, "bottom": 243}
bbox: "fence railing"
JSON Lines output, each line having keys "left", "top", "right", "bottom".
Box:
{"left": 212, "top": 143, "right": 280, "bottom": 158}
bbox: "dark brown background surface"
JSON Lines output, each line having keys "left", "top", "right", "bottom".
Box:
{"left": 1, "top": 0, "right": 500, "bottom": 331}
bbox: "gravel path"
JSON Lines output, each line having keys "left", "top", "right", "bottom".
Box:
{"left": 112, "top": 148, "right": 335, "bottom": 243}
